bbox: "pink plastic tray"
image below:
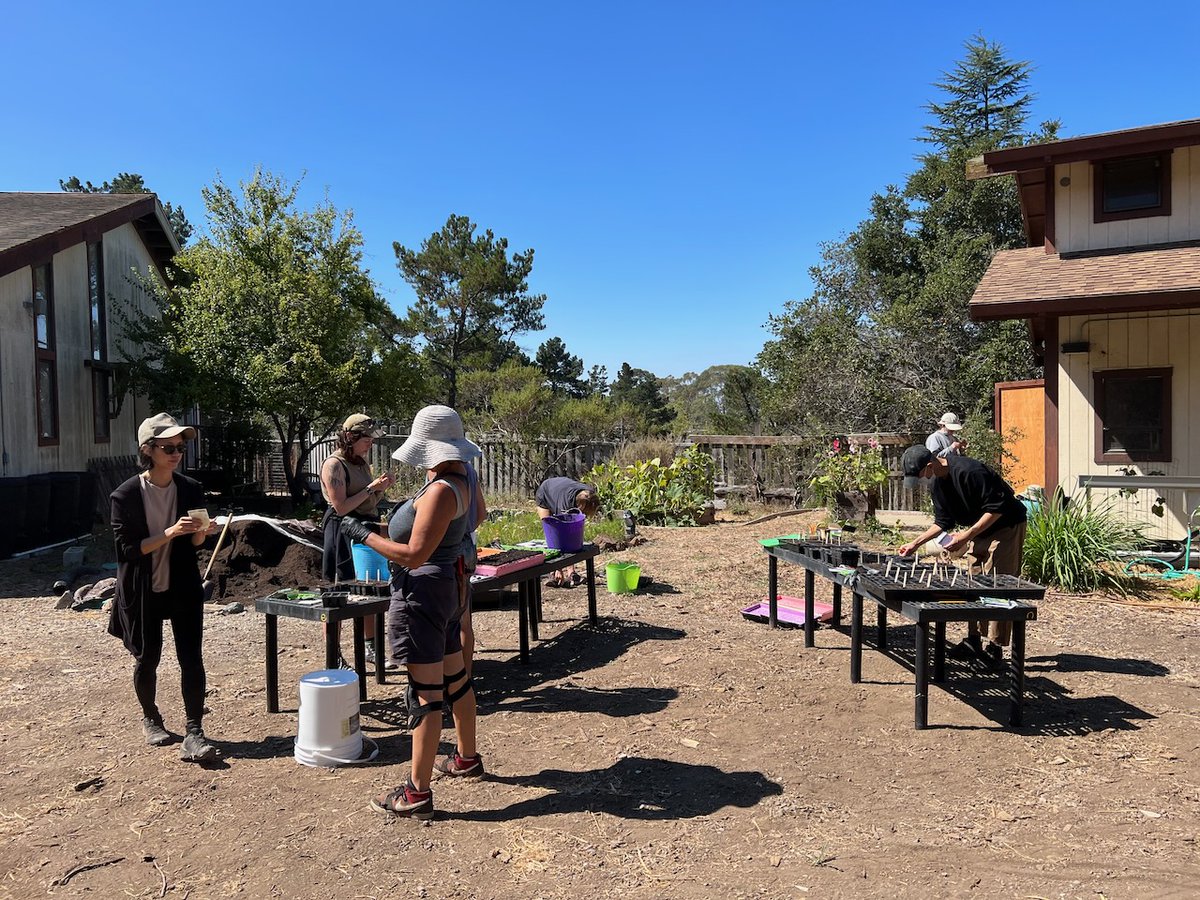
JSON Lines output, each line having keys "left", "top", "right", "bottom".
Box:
{"left": 741, "top": 594, "right": 834, "bottom": 627}
{"left": 474, "top": 553, "right": 546, "bottom": 578}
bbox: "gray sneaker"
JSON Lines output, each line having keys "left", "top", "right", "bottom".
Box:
{"left": 180, "top": 730, "right": 218, "bottom": 762}
{"left": 142, "top": 717, "right": 171, "bottom": 747}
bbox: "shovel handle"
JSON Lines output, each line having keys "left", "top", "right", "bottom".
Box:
{"left": 202, "top": 511, "right": 235, "bottom": 582}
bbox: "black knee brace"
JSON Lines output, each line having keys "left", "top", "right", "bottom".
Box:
{"left": 444, "top": 667, "right": 474, "bottom": 707}
{"left": 406, "top": 676, "right": 443, "bottom": 730}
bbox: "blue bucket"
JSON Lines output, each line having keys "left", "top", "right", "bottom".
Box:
{"left": 542, "top": 512, "right": 585, "bottom": 552}
{"left": 351, "top": 543, "right": 389, "bottom": 581}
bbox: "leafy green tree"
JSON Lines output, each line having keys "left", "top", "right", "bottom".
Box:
{"left": 535, "top": 337, "right": 587, "bottom": 397}
{"left": 118, "top": 169, "right": 422, "bottom": 499}
{"left": 395, "top": 214, "right": 546, "bottom": 407}
{"left": 609, "top": 363, "right": 676, "bottom": 435}
{"left": 662, "top": 364, "right": 767, "bottom": 434}
{"left": 586, "top": 364, "right": 609, "bottom": 397}
{"left": 60, "top": 172, "right": 194, "bottom": 246}
{"left": 760, "top": 35, "right": 1046, "bottom": 435}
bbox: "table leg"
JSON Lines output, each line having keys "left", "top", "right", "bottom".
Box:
{"left": 265, "top": 613, "right": 279, "bottom": 713}
{"left": 517, "top": 581, "right": 530, "bottom": 664}
{"left": 352, "top": 618, "right": 367, "bottom": 701}
{"left": 832, "top": 583, "right": 842, "bottom": 625}
{"left": 324, "top": 618, "right": 339, "bottom": 669}
{"left": 850, "top": 593, "right": 863, "bottom": 684}
{"left": 767, "top": 555, "right": 778, "bottom": 629}
{"left": 804, "top": 568, "right": 815, "bottom": 648}
{"left": 527, "top": 577, "right": 540, "bottom": 642}
{"left": 933, "top": 621, "right": 946, "bottom": 682}
{"left": 915, "top": 622, "right": 929, "bottom": 730}
{"left": 535, "top": 574, "right": 544, "bottom": 623}
{"left": 375, "top": 612, "right": 386, "bottom": 685}
{"left": 585, "top": 557, "right": 597, "bottom": 623}
{"left": 876, "top": 603, "right": 888, "bottom": 652}
{"left": 1009, "top": 620, "right": 1027, "bottom": 727}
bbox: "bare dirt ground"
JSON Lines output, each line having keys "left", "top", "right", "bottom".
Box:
{"left": 2, "top": 512, "right": 1198, "bottom": 899}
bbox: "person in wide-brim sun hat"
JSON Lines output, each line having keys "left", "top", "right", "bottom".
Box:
{"left": 391, "top": 405, "right": 482, "bottom": 468}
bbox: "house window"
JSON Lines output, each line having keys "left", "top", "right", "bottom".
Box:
{"left": 87, "top": 241, "right": 110, "bottom": 441}
{"left": 1093, "top": 152, "right": 1171, "bottom": 223}
{"left": 33, "top": 263, "right": 59, "bottom": 444}
{"left": 1094, "top": 368, "right": 1171, "bottom": 464}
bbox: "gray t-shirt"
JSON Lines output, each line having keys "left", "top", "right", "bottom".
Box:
{"left": 925, "top": 429, "right": 957, "bottom": 458}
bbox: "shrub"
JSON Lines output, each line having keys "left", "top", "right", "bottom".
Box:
{"left": 809, "top": 438, "right": 888, "bottom": 505}
{"left": 587, "top": 444, "right": 715, "bottom": 525}
{"left": 1022, "top": 490, "right": 1148, "bottom": 594}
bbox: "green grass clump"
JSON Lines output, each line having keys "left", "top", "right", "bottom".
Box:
{"left": 1022, "top": 491, "right": 1147, "bottom": 594}
{"left": 477, "top": 510, "right": 623, "bottom": 547}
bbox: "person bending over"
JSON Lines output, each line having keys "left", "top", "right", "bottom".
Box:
{"left": 535, "top": 476, "right": 600, "bottom": 587}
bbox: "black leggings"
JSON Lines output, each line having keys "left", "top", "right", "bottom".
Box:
{"left": 133, "top": 590, "right": 207, "bottom": 729}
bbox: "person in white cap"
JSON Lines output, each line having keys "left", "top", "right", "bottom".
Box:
{"left": 340, "top": 405, "right": 485, "bottom": 820}
{"left": 926, "top": 412, "right": 967, "bottom": 459}
{"left": 109, "top": 413, "right": 220, "bottom": 762}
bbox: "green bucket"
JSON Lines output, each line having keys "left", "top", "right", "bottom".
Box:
{"left": 606, "top": 562, "right": 640, "bottom": 594}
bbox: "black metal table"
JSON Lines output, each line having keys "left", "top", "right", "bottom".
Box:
{"left": 253, "top": 594, "right": 389, "bottom": 712}
{"left": 471, "top": 545, "right": 600, "bottom": 663}
{"left": 763, "top": 545, "right": 1043, "bottom": 728}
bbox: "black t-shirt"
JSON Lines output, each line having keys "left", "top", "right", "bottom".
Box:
{"left": 929, "top": 455, "right": 1026, "bottom": 538}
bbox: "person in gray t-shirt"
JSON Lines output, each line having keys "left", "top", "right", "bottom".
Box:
{"left": 926, "top": 412, "right": 967, "bottom": 459}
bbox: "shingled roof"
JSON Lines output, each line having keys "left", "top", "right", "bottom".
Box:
{"left": 0, "top": 192, "right": 180, "bottom": 278}
{"left": 970, "top": 242, "right": 1200, "bottom": 320}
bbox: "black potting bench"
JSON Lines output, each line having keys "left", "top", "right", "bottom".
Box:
{"left": 471, "top": 544, "right": 600, "bottom": 663}
{"left": 763, "top": 542, "right": 1044, "bottom": 728}
{"left": 254, "top": 594, "right": 389, "bottom": 712}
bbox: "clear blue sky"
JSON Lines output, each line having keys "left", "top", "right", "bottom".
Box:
{"left": 4, "top": 2, "right": 1198, "bottom": 379}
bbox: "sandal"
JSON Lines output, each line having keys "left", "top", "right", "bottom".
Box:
{"left": 370, "top": 780, "right": 434, "bottom": 819}
{"left": 569, "top": 571, "right": 585, "bottom": 587}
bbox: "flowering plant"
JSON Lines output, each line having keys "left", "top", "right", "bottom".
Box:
{"left": 809, "top": 437, "right": 889, "bottom": 503}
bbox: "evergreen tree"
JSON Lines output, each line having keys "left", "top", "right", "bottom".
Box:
{"left": 60, "top": 172, "right": 193, "bottom": 245}
{"left": 535, "top": 337, "right": 588, "bottom": 398}
{"left": 609, "top": 363, "right": 676, "bottom": 434}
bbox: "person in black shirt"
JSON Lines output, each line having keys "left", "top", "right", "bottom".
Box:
{"left": 898, "top": 445, "right": 1027, "bottom": 661}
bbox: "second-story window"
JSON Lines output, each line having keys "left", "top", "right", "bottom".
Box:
{"left": 1094, "top": 152, "right": 1171, "bottom": 223}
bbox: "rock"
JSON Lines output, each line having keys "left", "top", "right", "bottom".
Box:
{"left": 216, "top": 602, "right": 245, "bottom": 615}
{"left": 54, "top": 590, "right": 75, "bottom": 610}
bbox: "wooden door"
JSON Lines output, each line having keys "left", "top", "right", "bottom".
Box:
{"left": 995, "top": 380, "right": 1045, "bottom": 494}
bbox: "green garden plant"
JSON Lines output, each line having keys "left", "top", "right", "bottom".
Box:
{"left": 1021, "top": 490, "right": 1148, "bottom": 594}
{"left": 476, "top": 510, "right": 622, "bottom": 548}
{"left": 587, "top": 445, "right": 715, "bottom": 526}
{"left": 809, "top": 438, "right": 889, "bottom": 505}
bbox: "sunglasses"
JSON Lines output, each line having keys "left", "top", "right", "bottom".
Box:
{"left": 154, "top": 442, "right": 187, "bottom": 455}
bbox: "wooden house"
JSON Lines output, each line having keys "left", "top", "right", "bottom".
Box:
{"left": 0, "top": 193, "right": 179, "bottom": 552}
{"left": 969, "top": 120, "right": 1200, "bottom": 538}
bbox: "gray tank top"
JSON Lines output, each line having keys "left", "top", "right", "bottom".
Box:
{"left": 387, "top": 475, "right": 469, "bottom": 568}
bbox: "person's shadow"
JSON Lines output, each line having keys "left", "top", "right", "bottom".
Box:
{"left": 450, "top": 756, "right": 782, "bottom": 822}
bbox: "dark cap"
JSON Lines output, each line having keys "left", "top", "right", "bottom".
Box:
{"left": 901, "top": 445, "right": 935, "bottom": 489}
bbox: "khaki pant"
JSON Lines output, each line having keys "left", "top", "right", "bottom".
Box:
{"left": 964, "top": 521, "right": 1027, "bottom": 646}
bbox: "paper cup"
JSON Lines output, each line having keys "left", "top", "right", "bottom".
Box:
{"left": 188, "top": 508, "right": 211, "bottom": 529}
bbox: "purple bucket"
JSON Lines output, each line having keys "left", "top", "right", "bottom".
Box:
{"left": 542, "top": 512, "right": 585, "bottom": 552}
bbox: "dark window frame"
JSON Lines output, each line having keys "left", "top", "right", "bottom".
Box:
{"left": 87, "top": 241, "right": 111, "bottom": 442}
{"left": 33, "top": 262, "right": 59, "bottom": 446}
{"left": 1093, "top": 367, "right": 1171, "bottom": 464}
{"left": 1093, "top": 151, "right": 1172, "bottom": 223}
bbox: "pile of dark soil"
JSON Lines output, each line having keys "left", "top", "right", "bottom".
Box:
{"left": 203, "top": 520, "right": 323, "bottom": 600}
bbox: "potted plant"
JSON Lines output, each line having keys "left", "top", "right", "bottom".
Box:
{"left": 809, "top": 437, "right": 888, "bottom": 523}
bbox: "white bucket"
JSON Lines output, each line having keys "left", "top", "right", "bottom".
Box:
{"left": 294, "top": 669, "right": 378, "bottom": 767}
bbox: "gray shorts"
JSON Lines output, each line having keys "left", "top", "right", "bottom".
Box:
{"left": 387, "top": 563, "right": 463, "bottom": 665}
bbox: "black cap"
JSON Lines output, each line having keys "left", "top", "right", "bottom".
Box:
{"left": 901, "top": 445, "right": 935, "bottom": 489}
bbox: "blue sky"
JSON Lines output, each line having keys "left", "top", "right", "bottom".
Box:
{"left": 4, "top": 2, "right": 1198, "bottom": 379}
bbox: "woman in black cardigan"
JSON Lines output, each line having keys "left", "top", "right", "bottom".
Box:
{"left": 109, "top": 413, "right": 219, "bottom": 761}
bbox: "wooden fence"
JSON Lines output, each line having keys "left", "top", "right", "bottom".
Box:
{"left": 241, "top": 430, "right": 928, "bottom": 511}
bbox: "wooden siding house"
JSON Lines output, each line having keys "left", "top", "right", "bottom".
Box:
{"left": 0, "top": 193, "right": 179, "bottom": 548}
{"left": 968, "top": 119, "right": 1200, "bottom": 538}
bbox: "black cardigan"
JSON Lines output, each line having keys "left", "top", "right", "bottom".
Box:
{"left": 107, "top": 472, "right": 206, "bottom": 657}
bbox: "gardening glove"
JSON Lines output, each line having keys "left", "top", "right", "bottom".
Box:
{"left": 340, "top": 517, "right": 373, "bottom": 544}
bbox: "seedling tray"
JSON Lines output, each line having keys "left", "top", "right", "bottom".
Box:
{"left": 856, "top": 570, "right": 1045, "bottom": 602}
{"left": 475, "top": 549, "right": 546, "bottom": 577}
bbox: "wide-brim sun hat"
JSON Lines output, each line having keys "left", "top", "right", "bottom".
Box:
{"left": 392, "top": 405, "right": 481, "bottom": 468}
